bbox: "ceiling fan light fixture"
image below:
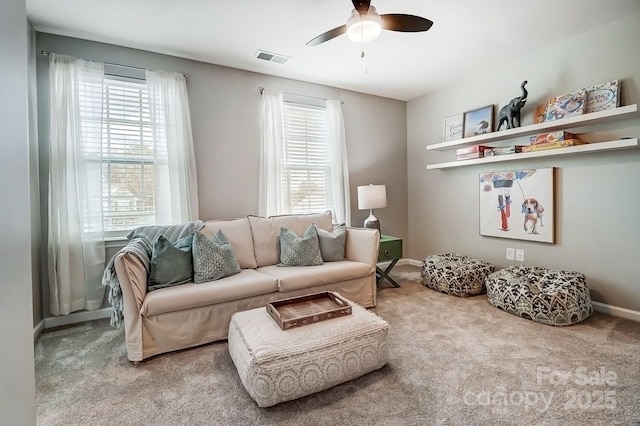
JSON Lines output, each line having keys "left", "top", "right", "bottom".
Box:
{"left": 346, "top": 6, "right": 381, "bottom": 43}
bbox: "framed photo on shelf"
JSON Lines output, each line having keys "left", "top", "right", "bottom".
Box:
{"left": 443, "top": 114, "right": 463, "bottom": 142}
{"left": 463, "top": 105, "right": 494, "bottom": 138}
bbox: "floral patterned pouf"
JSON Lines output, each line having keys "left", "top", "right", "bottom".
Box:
{"left": 485, "top": 265, "right": 593, "bottom": 326}
{"left": 421, "top": 253, "right": 495, "bottom": 297}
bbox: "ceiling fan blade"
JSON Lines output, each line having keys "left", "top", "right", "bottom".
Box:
{"left": 352, "top": 0, "right": 371, "bottom": 13}
{"left": 381, "top": 14, "right": 434, "bottom": 32}
{"left": 306, "top": 25, "right": 347, "bottom": 46}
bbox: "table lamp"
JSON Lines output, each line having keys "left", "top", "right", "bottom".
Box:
{"left": 357, "top": 184, "right": 387, "bottom": 232}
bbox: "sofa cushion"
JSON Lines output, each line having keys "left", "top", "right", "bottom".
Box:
{"left": 200, "top": 218, "right": 257, "bottom": 269}
{"left": 141, "top": 269, "right": 279, "bottom": 316}
{"left": 279, "top": 224, "right": 324, "bottom": 266}
{"left": 317, "top": 223, "right": 347, "bottom": 262}
{"left": 248, "top": 211, "right": 333, "bottom": 267}
{"left": 193, "top": 230, "right": 242, "bottom": 283}
{"left": 148, "top": 234, "right": 194, "bottom": 291}
{"left": 258, "top": 261, "right": 374, "bottom": 292}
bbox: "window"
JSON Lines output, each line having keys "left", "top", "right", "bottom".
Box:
{"left": 281, "top": 98, "right": 335, "bottom": 215}
{"left": 100, "top": 75, "right": 158, "bottom": 234}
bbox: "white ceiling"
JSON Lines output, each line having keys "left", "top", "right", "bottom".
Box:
{"left": 26, "top": 0, "right": 640, "bottom": 101}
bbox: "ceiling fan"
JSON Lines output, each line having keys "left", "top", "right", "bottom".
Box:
{"left": 306, "top": 0, "right": 433, "bottom": 46}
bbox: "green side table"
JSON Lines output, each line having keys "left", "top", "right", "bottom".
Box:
{"left": 377, "top": 235, "right": 403, "bottom": 288}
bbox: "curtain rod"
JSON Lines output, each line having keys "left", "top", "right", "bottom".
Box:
{"left": 258, "top": 87, "right": 344, "bottom": 104}
{"left": 40, "top": 50, "right": 189, "bottom": 79}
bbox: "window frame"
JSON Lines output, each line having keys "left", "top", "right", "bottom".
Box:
{"left": 281, "top": 95, "right": 336, "bottom": 218}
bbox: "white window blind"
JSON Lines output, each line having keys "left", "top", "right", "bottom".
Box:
{"left": 100, "top": 76, "right": 158, "bottom": 233}
{"left": 282, "top": 100, "right": 335, "bottom": 215}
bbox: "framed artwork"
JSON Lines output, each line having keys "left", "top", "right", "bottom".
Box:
{"left": 479, "top": 167, "right": 555, "bottom": 243}
{"left": 463, "top": 105, "right": 494, "bottom": 138}
{"left": 443, "top": 114, "right": 463, "bottom": 142}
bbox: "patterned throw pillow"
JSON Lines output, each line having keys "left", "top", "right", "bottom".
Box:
{"left": 192, "top": 230, "right": 241, "bottom": 283}
{"left": 148, "top": 234, "right": 194, "bottom": 291}
{"left": 279, "top": 224, "right": 324, "bottom": 266}
{"left": 317, "top": 223, "right": 347, "bottom": 262}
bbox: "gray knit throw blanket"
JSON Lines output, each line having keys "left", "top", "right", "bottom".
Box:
{"left": 101, "top": 220, "right": 204, "bottom": 328}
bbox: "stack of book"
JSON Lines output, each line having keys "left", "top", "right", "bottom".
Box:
{"left": 455, "top": 144, "right": 490, "bottom": 161}
{"left": 522, "top": 131, "right": 587, "bottom": 153}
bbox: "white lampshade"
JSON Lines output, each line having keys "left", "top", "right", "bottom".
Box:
{"left": 357, "top": 184, "right": 387, "bottom": 210}
{"left": 346, "top": 6, "right": 382, "bottom": 43}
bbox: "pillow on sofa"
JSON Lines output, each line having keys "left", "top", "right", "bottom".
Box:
{"left": 148, "top": 234, "right": 194, "bottom": 291}
{"left": 248, "top": 211, "right": 333, "bottom": 267}
{"left": 193, "top": 230, "right": 241, "bottom": 283}
{"left": 317, "top": 223, "right": 347, "bottom": 262}
{"left": 279, "top": 224, "right": 324, "bottom": 267}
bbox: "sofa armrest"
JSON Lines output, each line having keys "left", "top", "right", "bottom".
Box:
{"left": 114, "top": 251, "right": 147, "bottom": 361}
{"left": 344, "top": 227, "right": 380, "bottom": 266}
{"left": 114, "top": 251, "right": 148, "bottom": 309}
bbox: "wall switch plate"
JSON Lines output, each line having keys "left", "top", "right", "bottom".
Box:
{"left": 506, "top": 247, "right": 515, "bottom": 260}
{"left": 516, "top": 249, "right": 525, "bottom": 262}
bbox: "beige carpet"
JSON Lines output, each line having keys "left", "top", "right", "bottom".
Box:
{"left": 35, "top": 266, "right": 640, "bottom": 425}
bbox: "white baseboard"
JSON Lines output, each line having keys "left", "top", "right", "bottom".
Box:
{"left": 399, "top": 258, "right": 422, "bottom": 268}
{"left": 33, "top": 319, "right": 45, "bottom": 340}
{"left": 592, "top": 302, "right": 640, "bottom": 322}
{"left": 42, "top": 307, "right": 113, "bottom": 330}
{"left": 377, "top": 258, "right": 422, "bottom": 268}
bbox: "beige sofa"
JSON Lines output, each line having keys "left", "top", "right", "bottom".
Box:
{"left": 113, "top": 211, "right": 380, "bottom": 362}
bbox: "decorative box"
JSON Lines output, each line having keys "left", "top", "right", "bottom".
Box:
{"left": 584, "top": 80, "right": 620, "bottom": 113}
{"left": 545, "top": 90, "right": 587, "bottom": 121}
{"left": 521, "top": 139, "right": 587, "bottom": 152}
{"left": 530, "top": 131, "right": 575, "bottom": 145}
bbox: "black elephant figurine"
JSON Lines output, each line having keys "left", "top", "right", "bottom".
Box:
{"left": 497, "top": 81, "right": 528, "bottom": 130}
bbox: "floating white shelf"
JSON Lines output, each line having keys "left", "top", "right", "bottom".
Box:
{"left": 426, "top": 104, "right": 638, "bottom": 151}
{"left": 425, "top": 138, "right": 639, "bottom": 170}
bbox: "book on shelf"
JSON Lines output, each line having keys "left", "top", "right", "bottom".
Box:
{"left": 545, "top": 90, "right": 587, "bottom": 121}
{"left": 529, "top": 131, "right": 575, "bottom": 145}
{"left": 484, "top": 145, "right": 526, "bottom": 156}
{"left": 521, "top": 139, "right": 587, "bottom": 153}
{"left": 584, "top": 80, "right": 620, "bottom": 113}
{"left": 456, "top": 151, "right": 484, "bottom": 161}
{"left": 455, "top": 144, "right": 491, "bottom": 156}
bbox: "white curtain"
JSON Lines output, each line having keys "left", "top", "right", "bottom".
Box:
{"left": 258, "top": 90, "right": 285, "bottom": 217}
{"left": 146, "top": 70, "right": 199, "bottom": 224}
{"left": 48, "top": 54, "right": 106, "bottom": 315}
{"left": 326, "top": 99, "right": 351, "bottom": 226}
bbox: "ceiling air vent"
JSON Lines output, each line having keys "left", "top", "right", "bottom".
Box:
{"left": 254, "top": 50, "right": 290, "bottom": 64}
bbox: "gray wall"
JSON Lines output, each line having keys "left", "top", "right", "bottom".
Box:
{"left": 35, "top": 33, "right": 408, "bottom": 319}
{"left": 408, "top": 11, "right": 640, "bottom": 311}
{"left": 0, "top": 0, "right": 37, "bottom": 424}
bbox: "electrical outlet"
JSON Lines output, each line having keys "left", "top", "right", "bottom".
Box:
{"left": 516, "top": 249, "right": 525, "bottom": 262}
{"left": 506, "top": 247, "right": 515, "bottom": 260}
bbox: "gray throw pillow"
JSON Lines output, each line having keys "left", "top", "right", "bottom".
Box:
{"left": 279, "top": 224, "right": 324, "bottom": 267}
{"left": 193, "top": 230, "right": 241, "bottom": 283}
{"left": 148, "top": 234, "right": 194, "bottom": 291}
{"left": 317, "top": 223, "right": 347, "bottom": 262}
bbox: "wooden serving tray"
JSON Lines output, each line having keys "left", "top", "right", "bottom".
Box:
{"left": 267, "top": 292, "right": 352, "bottom": 330}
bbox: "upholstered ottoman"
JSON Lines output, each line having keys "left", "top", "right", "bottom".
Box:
{"left": 228, "top": 300, "right": 389, "bottom": 407}
{"left": 421, "top": 253, "right": 495, "bottom": 297}
{"left": 485, "top": 265, "right": 593, "bottom": 326}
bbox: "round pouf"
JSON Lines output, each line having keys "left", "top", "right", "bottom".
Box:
{"left": 421, "top": 253, "right": 495, "bottom": 297}
{"left": 485, "top": 265, "right": 593, "bottom": 326}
